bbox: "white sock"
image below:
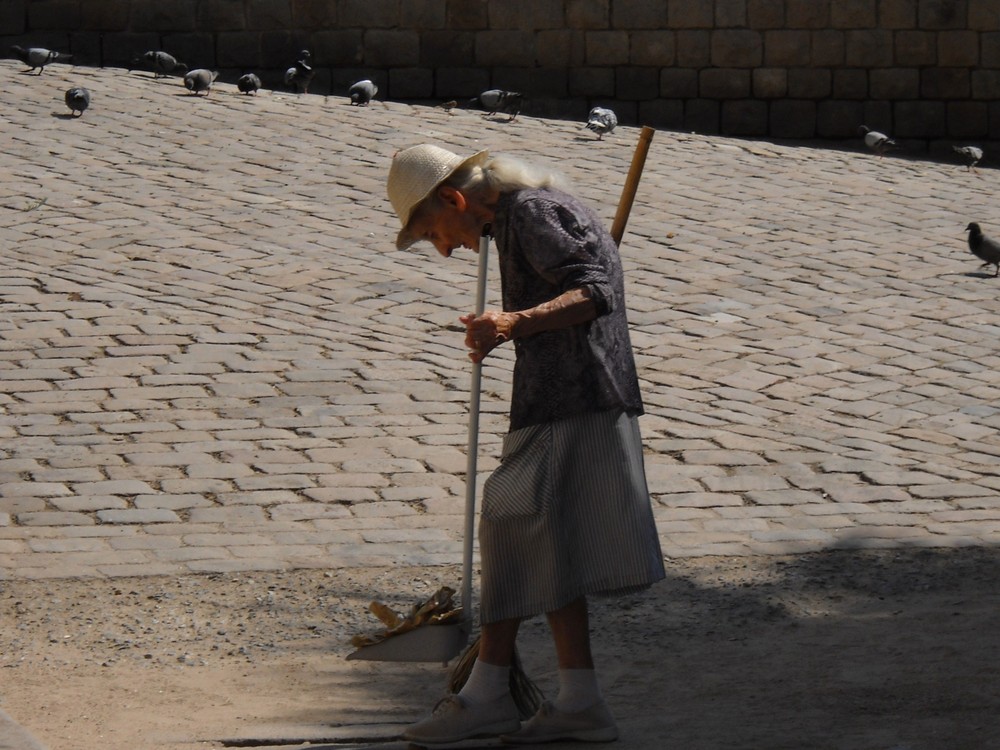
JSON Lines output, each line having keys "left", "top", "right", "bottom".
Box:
{"left": 553, "top": 668, "right": 602, "bottom": 713}
{"left": 458, "top": 659, "right": 510, "bottom": 705}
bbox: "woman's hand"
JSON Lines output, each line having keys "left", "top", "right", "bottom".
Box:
{"left": 460, "top": 310, "right": 517, "bottom": 363}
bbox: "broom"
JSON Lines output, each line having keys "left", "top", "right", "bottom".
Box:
{"left": 446, "top": 126, "right": 656, "bottom": 716}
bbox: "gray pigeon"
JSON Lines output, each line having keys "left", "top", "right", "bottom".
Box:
{"left": 284, "top": 50, "right": 314, "bottom": 94}
{"left": 349, "top": 79, "right": 377, "bottom": 106}
{"left": 237, "top": 73, "right": 261, "bottom": 95}
{"left": 965, "top": 222, "right": 1000, "bottom": 277}
{"left": 953, "top": 145, "right": 984, "bottom": 171}
{"left": 130, "top": 50, "right": 187, "bottom": 79}
{"left": 585, "top": 107, "right": 618, "bottom": 140}
{"left": 11, "top": 45, "right": 71, "bottom": 74}
{"left": 858, "top": 125, "right": 898, "bottom": 156}
{"left": 184, "top": 68, "right": 219, "bottom": 96}
{"left": 64, "top": 86, "right": 90, "bottom": 117}
{"left": 470, "top": 89, "right": 523, "bottom": 121}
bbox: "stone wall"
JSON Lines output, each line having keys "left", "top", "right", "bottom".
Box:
{"left": 4, "top": 0, "right": 1000, "bottom": 147}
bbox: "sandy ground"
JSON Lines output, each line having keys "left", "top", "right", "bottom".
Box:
{"left": 2, "top": 547, "right": 999, "bottom": 750}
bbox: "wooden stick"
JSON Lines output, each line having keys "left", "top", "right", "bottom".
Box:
{"left": 610, "top": 125, "right": 655, "bottom": 247}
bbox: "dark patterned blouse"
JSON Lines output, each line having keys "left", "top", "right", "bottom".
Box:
{"left": 492, "top": 187, "right": 644, "bottom": 431}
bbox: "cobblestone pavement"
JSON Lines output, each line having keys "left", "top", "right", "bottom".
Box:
{"left": 1, "top": 60, "right": 999, "bottom": 581}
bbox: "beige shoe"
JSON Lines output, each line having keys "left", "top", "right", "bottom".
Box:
{"left": 402, "top": 693, "right": 520, "bottom": 745}
{"left": 502, "top": 699, "right": 619, "bottom": 744}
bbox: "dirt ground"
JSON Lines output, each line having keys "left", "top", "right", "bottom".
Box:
{"left": 2, "top": 546, "right": 999, "bottom": 750}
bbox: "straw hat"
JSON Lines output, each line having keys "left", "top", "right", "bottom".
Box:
{"left": 387, "top": 144, "right": 490, "bottom": 249}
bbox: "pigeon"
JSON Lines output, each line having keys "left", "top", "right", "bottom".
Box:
{"left": 585, "top": 107, "right": 618, "bottom": 140}
{"left": 965, "top": 222, "right": 1000, "bottom": 277}
{"left": 953, "top": 145, "right": 984, "bottom": 171}
{"left": 470, "top": 89, "right": 523, "bottom": 121}
{"left": 64, "top": 86, "right": 90, "bottom": 117}
{"left": 237, "top": 73, "right": 261, "bottom": 95}
{"left": 11, "top": 45, "right": 71, "bottom": 74}
{"left": 183, "top": 68, "right": 219, "bottom": 96}
{"left": 284, "top": 50, "right": 314, "bottom": 94}
{"left": 858, "top": 125, "right": 898, "bottom": 156}
{"left": 129, "top": 50, "right": 187, "bottom": 78}
{"left": 348, "top": 79, "right": 377, "bottom": 106}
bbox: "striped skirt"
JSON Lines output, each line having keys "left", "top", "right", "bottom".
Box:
{"left": 478, "top": 409, "right": 666, "bottom": 624}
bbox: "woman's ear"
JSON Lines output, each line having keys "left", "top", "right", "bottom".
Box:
{"left": 437, "top": 185, "right": 468, "bottom": 212}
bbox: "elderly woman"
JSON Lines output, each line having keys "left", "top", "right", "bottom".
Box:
{"left": 386, "top": 144, "right": 665, "bottom": 745}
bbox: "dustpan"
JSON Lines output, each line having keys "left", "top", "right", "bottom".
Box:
{"left": 347, "top": 226, "right": 492, "bottom": 663}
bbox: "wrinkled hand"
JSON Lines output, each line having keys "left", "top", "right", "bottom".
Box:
{"left": 460, "top": 310, "right": 516, "bottom": 363}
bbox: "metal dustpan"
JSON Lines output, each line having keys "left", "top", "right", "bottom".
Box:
{"left": 347, "top": 228, "right": 491, "bottom": 663}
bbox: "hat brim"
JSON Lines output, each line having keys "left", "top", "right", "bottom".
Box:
{"left": 395, "top": 148, "right": 490, "bottom": 251}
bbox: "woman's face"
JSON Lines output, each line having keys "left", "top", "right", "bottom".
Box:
{"left": 408, "top": 186, "right": 487, "bottom": 258}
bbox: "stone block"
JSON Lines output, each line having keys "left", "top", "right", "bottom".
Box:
{"left": 616, "top": 66, "right": 659, "bottom": 100}
{"left": 938, "top": 31, "right": 980, "bottom": 66}
{"left": 990, "top": 102, "right": 1000, "bottom": 137}
{"left": 748, "top": 0, "right": 784, "bottom": 29}
{"left": 894, "top": 100, "right": 946, "bottom": 136}
{"left": 246, "top": 0, "right": 293, "bottom": 29}
{"left": 716, "top": 0, "right": 748, "bottom": 27}
{"left": 721, "top": 99, "right": 768, "bottom": 135}
{"left": 660, "top": 67, "right": 699, "bottom": 98}
{"left": 292, "top": 0, "right": 337, "bottom": 27}
{"left": 830, "top": 0, "right": 877, "bottom": 28}
{"left": 700, "top": 68, "right": 751, "bottom": 99}
{"left": 786, "top": 0, "right": 830, "bottom": 28}
{"left": 788, "top": 68, "right": 831, "bottom": 98}
{"left": 161, "top": 33, "right": 217, "bottom": 68}
{"left": 922, "top": 67, "right": 971, "bottom": 99}
{"left": 435, "top": 67, "right": 490, "bottom": 98}
{"left": 870, "top": 68, "right": 920, "bottom": 99}
{"left": 668, "top": 0, "right": 714, "bottom": 28}
{"left": 770, "top": 99, "right": 817, "bottom": 138}
{"left": 764, "top": 29, "right": 810, "bottom": 66}
{"left": 894, "top": 30, "right": 937, "bottom": 65}
{"left": 200, "top": 0, "right": 247, "bottom": 30}
{"left": 863, "top": 99, "right": 893, "bottom": 128}
{"left": 27, "top": 0, "right": 81, "bottom": 29}
{"left": 585, "top": 30, "right": 629, "bottom": 65}
{"left": 340, "top": 0, "right": 400, "bottom": 27}
{"left": 401, "top": 0, "right": 448, "bottom": 28}
{"left": 972, "top": 70, "right": 1000, "bottom": 99}
{"left": 919, "top": 0, "right": 966, "bottom": 29}
{"left": 312, "top": 30, "right": 364, "bottom": 65}
{"left": 218, "top": 31, "right": 262, "bottom": 68}
{"left": 79, "top": 0, "right": 130, "bottom": 30}
{"left": 476, "top": 30, "right": 536, "bottom": 66}
{"left": 983, "top": 32, "right": 1000, "bottom": 67}
{"left": 567, "top": 0, "right": 609, "bottom": 28}
{"left": 676, "top": 29, "right": 711, "bottom": 66}
{"left": 447, "top": 0, "right": 488, "bottom": 28}
{"left": 68, "top": 32, "right": 101, "bottom": 65}
{"left": 684, "top": 99, "right": 720, "bottom": 133}
{"left": 388, "top": 67, "right": 434, "bottom": 98}
{"left": 104, "top": 32, "right": 162, "bottom": 66}
{"left": 131, "top": 0, "right": 198, "bottom": 32}
{"left": 639, "top": 99, "right": 684, "bottom": 130}
{"left": 630, "top": 30, "right": 675, "bottom": 66}
{"left": 420, "top": 30, "right": 475, "bottom": 67}
{"left": 816, "top": 99, "right": 865, "bottom": 137}
{"left": 494, "top": 66, "right": 567, "bottom": 97}
{"left": 753, "top": 67, "right": 787, "bottom": 98}
{"left": 711, "top": 29, "right": 763, "bottom": 67}
{"left": 947, "top": 101, "right": 989, "bottom": 138}
{"left": 260, "top": 30, "right": 313, "bottom": 67}
{"left": 613, "top": 0, "right": 668, "bottom": 28}
{"left": 489, "top": 0, "right": 563, "bottom": 30}
{"left": 811, "top": 30, "right": 845, "bottom": 65}
{"left": 569, "top": 66, "right": 615, "bottom": 96}
{"left": 537, "top": 29, "right": 586, "bottom": 67}
{"left": 969, "top": 0, "right": 1000, "bottom": 30}
{"left": 0, "top": 0, "right": 25, "bottom": 35}
{"left": 364, "top": 29, "right": 420, "bottom": 66}
{"left": 879, "top": 0, "right": 918, "bottom": 27}
{"left": 846, "top": 29, "right": 894, "bottom": 67}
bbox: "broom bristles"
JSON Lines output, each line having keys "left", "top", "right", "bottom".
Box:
{"left": 447, "top": 635, "right": 544, "bottom": 720}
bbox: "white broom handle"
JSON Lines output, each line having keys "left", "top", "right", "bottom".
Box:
{"left": 462, "top": 227, "right": 490, "bottom": 617}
